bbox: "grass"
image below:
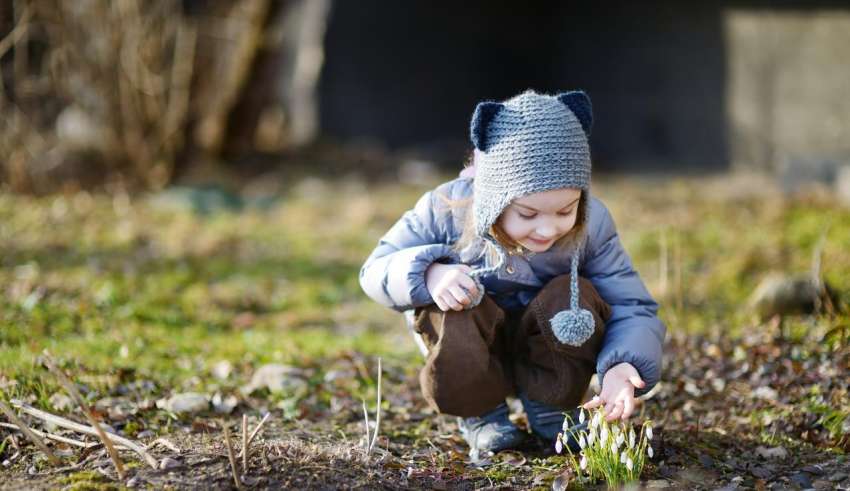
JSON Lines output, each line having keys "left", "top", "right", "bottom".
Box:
{"left": 1, "top": 172, "right": 849, "bottom": 488}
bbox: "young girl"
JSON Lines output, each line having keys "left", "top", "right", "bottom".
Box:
{"left": 359, "top": 89, "right": 666, "bottom": 459}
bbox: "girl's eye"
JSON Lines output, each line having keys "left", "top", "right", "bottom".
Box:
{"left": 558, "top": 209, "right": 576, "bottom": 217}
{"left": 519, "top": 213, "right": 536, "bottom": 220}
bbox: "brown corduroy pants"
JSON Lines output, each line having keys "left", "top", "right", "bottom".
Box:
{"left": 414, "top": 274, "right": 612, "bottom": 418}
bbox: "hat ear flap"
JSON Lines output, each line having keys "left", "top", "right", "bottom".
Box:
{"left": 470, "top": 101, "right": 504, "bottom": 151}
{"left": 557, "top": 91, "right": 593, "bottom": 137}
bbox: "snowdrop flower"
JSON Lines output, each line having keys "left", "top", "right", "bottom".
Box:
{"left": 611, "top": 441, "right": 618, "bottom": 454}
{"left": 587, "top": 430, "right": 596, "bottom": 445}
{"left": 580, "top": 455, "right": 587, "bottom": 470}
{"left": 600, "top": 427, "right": 609, "bottom": 444}
{"left": 579, "top": 434, "right": 587, "bottom": 449}
{"left": 562, "top": 418, "right": 570, "bottom": 432}
{"left": 616, "top": 433, "right": 625, "bottom": 448}
{"left": 620, "top": 452, "right": 627, "bottom": 464}
{"left": 613, "top": 426, "right": 621, "bottom": 438}
{"left": 646, "top": 426, "right": 653, "bottom": 440}
{"left": 629, "top": 429, "right": 636, "bottom": 449}
{"left": 579, "top": 409, "right": 586, "bottom": 424}
{"left": 647, "top": 446, "right": 654, "bottom": 458}
{"left": 626, "top": 457, "right": 634, "bottom": 471}
{"left": 555, "top": 435, "right": 563, "bottom": 454}
{"left": 591, "top": 411, "right": 602, "bottom": 429}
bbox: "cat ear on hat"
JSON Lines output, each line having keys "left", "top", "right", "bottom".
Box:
{"left": 470, "top": 101, "right": 504, "bottom": 151}
{"left": 557, "top": 91, "right": 593, "bottom": 137}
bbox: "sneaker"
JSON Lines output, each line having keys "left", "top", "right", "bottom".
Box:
{"left": 457, "top": 402, "right": 526, "bottom": 460}
{"left": 519, "top": 393, "right": 587, "bottom": 452}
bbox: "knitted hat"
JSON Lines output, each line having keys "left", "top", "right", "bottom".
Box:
{"left": 465, "top": 89, "right": 596, "bottom": 347}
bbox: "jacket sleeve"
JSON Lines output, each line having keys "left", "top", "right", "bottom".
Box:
{"left": 359, "top": 189, "right": 458, "bottom": 312}
{"left": 582, "top": 200, "right": 666, "bottom": 396}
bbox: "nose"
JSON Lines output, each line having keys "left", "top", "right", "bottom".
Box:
{"left": 535, "top": 222, "right": 558, "bottom": 239}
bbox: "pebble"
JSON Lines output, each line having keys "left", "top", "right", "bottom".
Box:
{"left": 646, "top": 479, "right": 671, "bottom": 488}
{"left": 791, "top": 472, "right": 813, "bottom": 489}
{"left": 243, "top": 364, "right": 308, "bottom": 395}
{"left": 159, "top": 456, "right": 181, "bottom": 470}
{"left": 158, "top": 392, "right": 209, "bottom": 414}
{"left": 830, "top": 472, "right": 848, "bottom": 482}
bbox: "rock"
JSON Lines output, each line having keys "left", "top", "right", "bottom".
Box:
{"left": 791, "top": 472, "right": 813, "bottom": 489}
{"left": 801, "top": 465, "right": 825, "bottom": 475}
{"left": 126, "top": 476, "right": 143, "bottom": 488}
{"left": 748, "top": 273, "right": 823, "bottom": 319}
{"left": 212, "top": 392, "right": 239, "bottom": 414}
{"left": 812, "top": 479, "right": 833, "bottom": 489}
{"left": 753, "top": 386, "right": 779, "bottom": 402}
{"left": 243, "top": 364, "right": 308, "bottom": 395}
{"left": 210, "top": 360, "right": 233, "bottom": 381}
{"left": 159, "top": 457, "right": 181, "bottom": 470}
{"left": 829, "top": 472, "right": 848, "bottom": 482}
{"left": 755, "top": 445, "right": 788, "bottom": 460}
{"left": 157, "top": 393, "right": 209, "bottom": 414}
{"left": 49, "top": 392, "right": 74, "bottom": 411}
{"left": 646, "top": 479, "right": 671, "bottom": 488}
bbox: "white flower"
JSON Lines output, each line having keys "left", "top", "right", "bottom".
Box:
{"left": 616, "top": 434, "right": 625, "bottom": 448}
{"left": 626, "top": 457, "right": 634, "bottom": 471}
{"left": 562, "top": 418, "right": 570, "bottom": 432}
{"left": 620, "top": 452, "right": 627, "bottom": 464}
{"left": 587, "top": 430, "right": 595, "bottom": 445}
{"left": 646, "top": 426, "right": 653, "bottom": 440}
{"left": 613, "top": 426, "right": 621, "bottom": 438}
{"left": 555, "top": 435, "right": 563, "bottom": 454}
{"left": 600, "top": 427, "right": 609, "bottom": 444}
{"left": 579, "top": 409, "right": 586, "bottom": 424}
{"left": 611, "top": 441, "right": 618, "bottom": 454}
{"left": 629, "top": 429, "right": 636, "bottom": 449}
{"left": 579, "top": 434, "right": 587, "bottom": 449}
{"left": 591, "top": 411, "right": 602, "bottom": 429}
{"left": 580, "top": 455, "right": 587, "bottom": 470}
{"left": 647, "top": 446, "right": 654, "bottom": 458}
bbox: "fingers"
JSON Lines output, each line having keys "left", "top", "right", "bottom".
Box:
{"left": 629, "top": 374, "right": 646, "bottom": 389}
{"left": 605, "top": 399, "right": 624, "bottom": 421}
{"left": 582, "top": 395, "right": 603, "bottom": 409}
{"left": 441, "top": 293, "right": 463, "bottom": 311}
{"left": 621, "top": 396, "right": 635, "bottom": 420}
{"left": 448, "top": 285, "right": 471, "bottom": 307}
{"left": 456, "top": 274, "right": 479, "bottom": 298}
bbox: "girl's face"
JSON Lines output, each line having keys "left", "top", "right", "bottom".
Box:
{"left": 496, "top": 187, "right": 582, "bottom": 253}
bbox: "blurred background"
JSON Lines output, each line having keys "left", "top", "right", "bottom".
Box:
{"left": 2, "top": 0, "right": 850, "bottom": 190}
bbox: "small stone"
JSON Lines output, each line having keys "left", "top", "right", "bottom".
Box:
{"left": 126, "top": 476, "right": 143, "bottom": 488}
{"left": 157, "top": 392, "right": 209, "bottom": 414}
{"left": 159, "top": 457, "right": 181, "bottom": 470}
{"left": 646, "top": 479, "right": 671, "bottom": 488}
{"left": 211, "top": 360, "right": 233, "bottom": 380}
{"left": 753, "top": 386, "right": 779, "bottom": 401}
{"left": 755, "top": 445, "right": 788, "bottom": 460}
{"left": 812, "top": 479, "right": 833, "bottom": 489}
{"left": 801, "top": 465, "right": 824, "bottom": 475}
{"left": 829, "top": 472, "right": 848, "bottom": 482}
{"left": 791, "top": 472, "right": 813, "bottom": 489}
{"left": 212, "top": 392, "right": 239, "bottom": 414}
{"left": 243, "top": 364, "right": 307, "bottom": 395}
{"left": 136, "top": 430, "right": 156, "bottom": 439}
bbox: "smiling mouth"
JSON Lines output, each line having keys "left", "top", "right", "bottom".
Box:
{"left": 527, "top": 237, "right": 553, "bottom": 245}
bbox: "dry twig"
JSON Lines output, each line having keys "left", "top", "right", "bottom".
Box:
{"left": 0, "top": 399, "right": 60, "bottom": 464}
{"left": 237, "top": 412, "right": 270, "bottom": 458}
{"left": 368, "top": 357, "right": 382, "bottom": 454}
{"left": 41, "top": 350, "right": 125, "bottom": 479}
{"left": 242, "top": 414, "right": 248, "bottom": 471}
{"left": 0, "top": 422, "right": 98, "bottom": 449}
{"left": 222, "top": 422, "right": 243, "bottom": 490}
{"left": 9, "top": 400, "right": 158, "bottom": 469}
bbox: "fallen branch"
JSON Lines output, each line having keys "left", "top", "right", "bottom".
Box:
{"left": 0, "top": 422, "right": 98, "bottom": 449}
{"left": 222, "top": 422, "right": 243, "bottom": 490}
{"left": 0, "top": 399, "right": 60, "bottom": 464}
{"left": 236, "top": 412, "right": 270, "bottom": 459}
{"left": 10, "top": 399, "right": 158, "bottom": 469}
{"left": 41, "top": 350, "right": 125, "bottom": 479}
{"left": 242, "top": 414, "right": 248, "bottom": 471}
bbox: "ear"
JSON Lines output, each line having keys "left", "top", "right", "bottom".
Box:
{"left": 470, "top": 101, "right": 504, "bottom": 151}
{"left": 557, "top": 91, "right": 592, "bottom": 137}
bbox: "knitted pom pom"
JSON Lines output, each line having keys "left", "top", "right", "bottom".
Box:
{"left": 550, "top": 308, "right": 595, "bottom": 346}
{"left": 469, "top": 101, "right": 504, "bottom": 151}
{"left": 463, "top": 277, "right": 486, "bottom": 310}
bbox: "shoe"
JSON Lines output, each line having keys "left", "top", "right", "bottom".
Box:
{"left": 519, "top": 393, "right": 587, "bottom": 452}
{"left": 457, "top": 402, "right": 526, "bottom": 460}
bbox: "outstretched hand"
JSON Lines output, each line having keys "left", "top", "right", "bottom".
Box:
{"left": 582, "top": 362, "right": 645, "bottom": 421}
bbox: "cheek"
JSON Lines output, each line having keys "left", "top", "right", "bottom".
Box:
{"left": 499, "top": 215, "right": 532, "bottom": 240}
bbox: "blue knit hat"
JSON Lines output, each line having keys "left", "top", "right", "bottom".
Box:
{"left": 465, "top": 89, "right": 596, "bottom": 347}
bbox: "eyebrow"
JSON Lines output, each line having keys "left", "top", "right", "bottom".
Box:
{"left": 513, "top": 197, "right": 580, "bottom": 213}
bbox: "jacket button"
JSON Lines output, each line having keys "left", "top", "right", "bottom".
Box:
{"left": 506, "top": 264, "right": 515, "bottom": 274}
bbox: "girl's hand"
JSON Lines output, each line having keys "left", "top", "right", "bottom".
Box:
{"left": 425, "top": 263, "right": 479, "bottom": 312}
{"left": 582, "top": 362, "right": 645, "bottom": 421}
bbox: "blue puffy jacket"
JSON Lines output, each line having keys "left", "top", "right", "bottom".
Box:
{"left": 359, "top": 177, "right": 665, "bottom": 395}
